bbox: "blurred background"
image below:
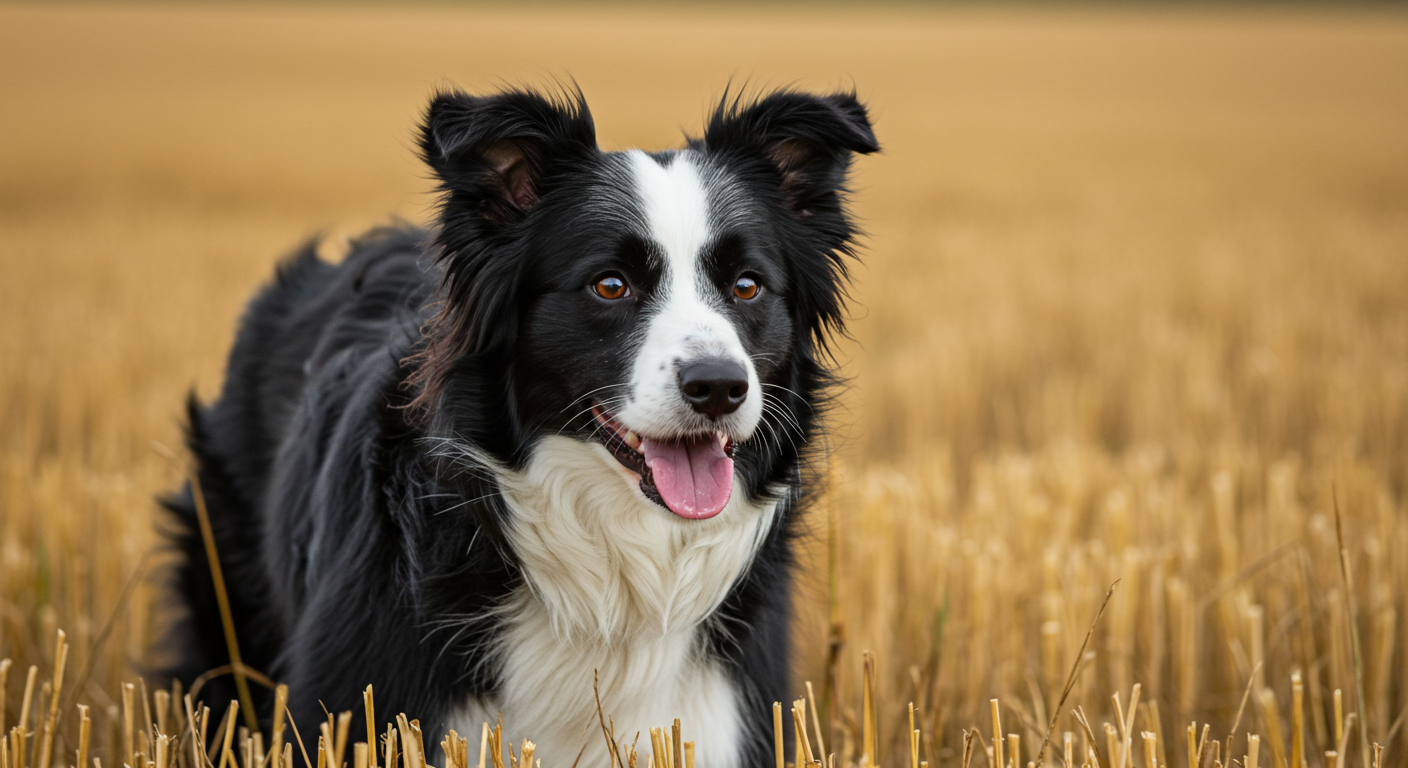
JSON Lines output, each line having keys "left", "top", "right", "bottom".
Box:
{"left": 2, "top": 3, "right": 1406, "bottom": 767}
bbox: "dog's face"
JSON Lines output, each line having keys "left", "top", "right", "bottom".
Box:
{"left": 413, "top": 88, "right": 877, "bottom": 520}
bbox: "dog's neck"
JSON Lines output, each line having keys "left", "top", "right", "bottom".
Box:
{"left": 491, "top": 435, "right": 778, "bottom": 642}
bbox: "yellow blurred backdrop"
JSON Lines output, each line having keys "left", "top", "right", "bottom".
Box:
{"left": 2, "top": 3, "right": 1406, "bottom": 766}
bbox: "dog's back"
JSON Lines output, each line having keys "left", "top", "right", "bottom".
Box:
{"left": 164, "top": 228, "right": 433, "bottom": 710}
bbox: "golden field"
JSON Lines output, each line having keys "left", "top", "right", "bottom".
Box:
{"left": 2, "top": 3, "right": 1407, "bottom": 767}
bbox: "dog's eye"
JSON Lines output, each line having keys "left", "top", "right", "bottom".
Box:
{"left": 733, "top": 275, "right": 760, "bottom": 301}
{"left": 593, "top": 274, "right": 630, "bottom": 300}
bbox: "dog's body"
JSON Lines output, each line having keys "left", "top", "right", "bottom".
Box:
{"left": 165, "top": 87, "right": 876, "bottom": 768}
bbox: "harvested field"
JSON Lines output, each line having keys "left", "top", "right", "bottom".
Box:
{"left": 2, "top": 3, "right": 1406, "bottom": 767}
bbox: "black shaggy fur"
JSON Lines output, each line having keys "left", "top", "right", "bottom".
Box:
{"left": 163, "top": 86, "right": 876, "bottom": 766}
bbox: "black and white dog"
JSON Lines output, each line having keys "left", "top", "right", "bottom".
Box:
{"left": 165, "top": 86, "right": 876, "bottom": 768}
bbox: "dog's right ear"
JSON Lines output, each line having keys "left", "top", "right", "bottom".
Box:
{"left": 421, "top": 88, "right": 597, "bottom": 224}
{"left": 406, "top": 89, "right": 597, "bottom": 419}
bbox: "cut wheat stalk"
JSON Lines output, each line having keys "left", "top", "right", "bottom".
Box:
{"left": 159, "top": 695, "right": 173, "bottom": 747}
{"left": 442, "top": 732, "right": 458, "bottom": 768}
{"left": 794, "top": 703, "right": 816, "bottom": 768}
{"left": 218, "top": 703, "right": 240, "bottom": 768}
{"left": 1257, "top": 688, "right": 1286, "bottom": 768}
{"left": 17, "top": 665, "right": 37, "bottom": 763}
{"left": 670, "top": 720, "right": 680, "bottom": 768}
{"left": 334, "top": 712, "right": 352, "bottom": 768}
{"left": 156, "top": 733, "right": 170, "bottom": 768}
{"left": 32, "top": 681, "right": 50, "bottom": 768}
{"left": 1072, "top": 707, "right": 1102, "bottom": 768}
{"left": 906, "top": 703, "right": 917, "bottom": 768}
{"left": 269, "top": 687, "right": 290, "bottom": 768}
{"left": 201, "top": 706, "right": 217, "bottom": 768}
{"left": 795, "top": 703, "right": 806, "bottom": 768}
{"left": 363, "top": 690, "right": 376, "bottom": 768}
{"left": 990, "top": 701, "right": 1004, "bottom": 768}
{"left": 806, "top": 682, "right": 827, "bottom": 764}
{"left": 626, "top": 734, "right": 640, "bottom": 768}
{"left": 141, "top": 679, "right": 156, "bottom": 765}
{"left": 862, "top": 654, "right": 876, "bottom": 768}
{"left": 383, "top": 725, "right": 397, "bottom": 768}
{"left": 1336, "top": 714, "right": 1357, "bottom": 768}
{"left": 1333, "top": 493, "right": 1374, "bottom": 768}
{"left": 1291, "top": 670, "right": 1305, "bottom": 768}
{"left": 319, "top": 723, "right": 333, "bottom": 768}
{"left": 78, "top": 704, "right": 92, "bottom": 768}
{"left": 771, "top": 706, "right": 783, "bottom": 768}
{"left": 649, "top": 727, "right": 666, "bottom": 768}
{"left": 0, "top": 659, "right": 9, "bottom": 732}
{"left": 1144, "top": 701, "right": 1166, "bottom": 768}
{"left": 13, "top": 725, "right": 28, "bottom": 768}
{"left": 1335, "top": 691, "right": 1345, "bottom": 753}
{"left": 37, "top": 631, "right": 67, "bottom": 768}
{"left": 1112, "top": 684, "right": 1140, "bottom": 768}
{"left": 489, "top": 716, "right": 505, "bottom": 768}
{"left": 124, "top": 683, "right": 137, "bottom": 768}
{"left": 284, "top": 706, "right": 315, "bottom": 768}
{"left": 394, "top": 715, "right": 424, "bottom": 768}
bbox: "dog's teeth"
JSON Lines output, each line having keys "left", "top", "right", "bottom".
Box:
{"left": 718, "top": 433, "right": 728, "bottom": 449}
{"left": 625, "top": 430, "right": 641, "bottom": 449}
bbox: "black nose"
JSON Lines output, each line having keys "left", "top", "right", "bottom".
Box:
{"left": 679, "top": 358, "right": 749, "bottom": 419}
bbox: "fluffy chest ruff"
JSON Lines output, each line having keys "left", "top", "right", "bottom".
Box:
{"left": 447, "top": 436, "right": 778, "bottom": 768}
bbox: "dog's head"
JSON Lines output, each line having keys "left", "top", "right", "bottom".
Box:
{"left": 410, "top": 86, "right": 876, "bottom": 520}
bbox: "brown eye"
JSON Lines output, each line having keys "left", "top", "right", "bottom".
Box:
{"left": 733, "top": 275, "right": 760, "bottom": 300}
{"left": 593, "top": 274, "right": 629, "bottom": 300}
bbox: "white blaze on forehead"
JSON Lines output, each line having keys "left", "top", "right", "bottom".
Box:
{"left": 626, "top": 149, "right": 713, "bottom": 293}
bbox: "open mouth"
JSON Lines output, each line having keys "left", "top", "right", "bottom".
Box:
{"left": 591, "top": 402, "right": 735, "bottom": 520}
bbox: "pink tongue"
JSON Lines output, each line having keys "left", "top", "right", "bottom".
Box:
{"left": 641, "top": 435, "right": 734, "bottom": 519}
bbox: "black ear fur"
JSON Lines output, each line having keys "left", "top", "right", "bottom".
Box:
{"left": 421, "top": 88, "right": 597, "bottom": 223}
{"left": 703, "top": 90, "right": 878, "bottom": 217}
{"left": 407, "top": 88, "right": 598, "bottom": 417}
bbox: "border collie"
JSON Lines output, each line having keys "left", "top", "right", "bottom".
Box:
{"left": 165, "top": 85, "right": 877, "bottom": 768}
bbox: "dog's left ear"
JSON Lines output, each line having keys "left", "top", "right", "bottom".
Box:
{"left": 703, "top": 90, "right": 878, "bottom": 218}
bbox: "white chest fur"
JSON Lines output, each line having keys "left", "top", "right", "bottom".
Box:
{"left": 446, "top": 436, "right": 778, "bottom": 768}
